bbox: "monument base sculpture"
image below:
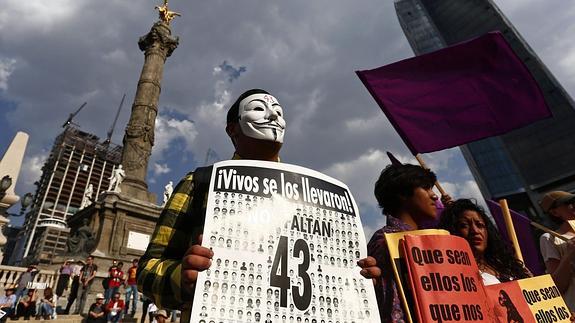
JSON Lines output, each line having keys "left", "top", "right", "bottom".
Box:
{"left": 63, "top": 192, "right": 161, "bottom": 268}
{"left": 46, "top": 192, "right": 162, "bottom": 317}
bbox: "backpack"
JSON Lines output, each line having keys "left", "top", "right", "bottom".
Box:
{"left": 188, "top": 166, "right": 213, "bottom": 244}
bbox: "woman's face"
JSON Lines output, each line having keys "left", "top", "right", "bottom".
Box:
{"left": 405, "top": 187, "right": 438, "bottom": 220}
{"left": 455, "top": 210, "right": 488, "bottom": 255}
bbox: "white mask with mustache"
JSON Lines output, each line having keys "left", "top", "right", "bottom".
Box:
{"left": 238, "top": 93, "right": 286, "bottom": 143}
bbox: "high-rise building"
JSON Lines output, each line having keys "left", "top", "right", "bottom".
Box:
{"left": 394, "top": 0, "right": 575, "bottom": 220}
{"left": 10, "top": 126, "right": 122, "bottom": 265}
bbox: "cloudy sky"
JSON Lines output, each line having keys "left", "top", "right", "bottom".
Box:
{"left": 2, "top": 0, "right": 575, "bottom": 238}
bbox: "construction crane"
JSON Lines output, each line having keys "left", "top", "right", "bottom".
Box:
{"left": 62, "top": 102, "right": 87, "bottom": 128}
{"left": 104, "top": 94, "right": 126, "bottom": 145}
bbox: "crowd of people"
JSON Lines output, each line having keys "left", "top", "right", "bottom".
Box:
{"left": 133, "top": 89, "right": 575, "bottom": 322}
{"left": 0, "top": 256, "right": 166, "bottom": 322}
{"left": 0, "top": 265, "right": 58, "bottom": 322}
{"left": 0, "top": 286, "right": 56, "bottom": 322}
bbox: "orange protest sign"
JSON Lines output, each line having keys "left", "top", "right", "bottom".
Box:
{"left": 401, "top": 234, "right": 495, "bottom": 322}
{"left": 384, "top": 229, "right": 449, "bottom": 323}
{"left": 485, "top": 275, "right": 571, "bottom": 323}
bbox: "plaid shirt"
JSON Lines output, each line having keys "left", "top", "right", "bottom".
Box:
{"left": 137, "top": 170, "right": 205, "bottom": 314}
{"left": 137, "top": 154, "right": 256, "bottom": 316}
{"left": 367, "top": 217, "right": 412, "bottom": 323}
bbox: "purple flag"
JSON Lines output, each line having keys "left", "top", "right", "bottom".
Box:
{"left": 486, "top": 199, "right": 545, "bottom": 275}
{"left": 356, "top": 32, "right": 551, "bottom": 154}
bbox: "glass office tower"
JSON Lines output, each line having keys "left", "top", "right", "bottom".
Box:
{"left": 395, "top": 0, "right": 575, "bottom": 220}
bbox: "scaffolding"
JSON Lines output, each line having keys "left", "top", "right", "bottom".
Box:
{"left": 12, "top": 126, "right": 122, "bottom": 265}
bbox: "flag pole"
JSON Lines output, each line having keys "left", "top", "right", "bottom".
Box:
{"left": 529, "top": 221, "right": 569, "bottom": 242}
{"left": 499, "top": 199, "right": 524, "bottom": 261}
{"left": 415, "top": 154, "right": 447, "bottom": 196}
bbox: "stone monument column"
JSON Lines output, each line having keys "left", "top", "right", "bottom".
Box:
{"left": 120, "top": 4, "right": 179, "bottom": 203}
{"left": 61, "top": 2, "right": 180, "bottom": 273}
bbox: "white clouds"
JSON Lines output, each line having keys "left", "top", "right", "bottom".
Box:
{"left": 149, "top": 68, "right": 237, "bottom": 179}
{"left": 559, "top": 49, "right": 575, "bottom": 80}
{"left": 440, "top": 180, "right": 487, "bottom": 210}
{"left": 420, "top": 148, "right": 459, "bottom": 174}
{"left": 102, "top": 49, "right": 129, "bottom": 65}
{"left": 537, "top": 26, "right": 575, "bottom": 89}
{"left": 19, "top": 153, "right": 46, "bottom": 191}
{"left": 322, "top": 149, "right": 388, "bottom": 207}
{"left": 152, "top": 162, "right": 171, "bottom": 176}
{"left": 0, "top": 0, "right": 82, "bottom": 35}
{"left": 495, "top": 0, "right": 540, "bottom": 14}
{"left": 153, "top": 115, "right": 198, "bottom": 161}
{"left": 321, "top": 149, "right": 392, "bottom": 241}
{"left": 288, "top": 89, "right": 325, "bottom": 136}
{"left": 149, "top": 115, "right": 198, "bottom": 182}
{"left": 344, "top": 113, "right": 386, "bottom": 134}
{"left": 0, "top": 58, "right": 17, "bottom": 91}
{"left": 195, "top": 80, "right": 232, "bottom": 128}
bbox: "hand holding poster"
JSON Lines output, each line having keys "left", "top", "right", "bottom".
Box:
{"left": 401, "top": 234, "right": 495, "bottom": 322}
{"left": 190, "top": 160, "right": 380, "bottom": 322}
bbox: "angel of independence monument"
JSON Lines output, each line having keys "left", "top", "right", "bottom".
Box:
{"left": 64, "top": 1, "right": 181, "bottom": 265}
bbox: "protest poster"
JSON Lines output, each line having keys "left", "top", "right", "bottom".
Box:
{"left": 384, "top": 229, "right": 449, "bottom": 323}
{"left": 26, "top": 282, "right": 48, "bottom": 289}
{"left": 401, "top": 234, "right": 495, "bottom": 322}
{"left": 485, "top": 275, "right": 571, "bottom": 323}
{"left": 189, "top": 160, "right": 380, "bottom": 322}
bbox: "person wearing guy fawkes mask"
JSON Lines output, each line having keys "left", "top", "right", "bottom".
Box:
{"left": 138, "top": 89, "right": 380, "bottom": 322}
{"left": 137, "top": 89, "right": 285, "bottom": 322}
{"left": 225, "top": 89, "right": 285, "bottom": 161}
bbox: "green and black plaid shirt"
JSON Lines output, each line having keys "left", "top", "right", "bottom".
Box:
{"left": 137, "top": 154, "right": 255, "bottom": 318}
{"left": 137, "top": 170, "right": 207, "bottom": 316}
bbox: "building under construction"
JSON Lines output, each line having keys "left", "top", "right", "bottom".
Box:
{"left": 10, "top": 126, "right": 122, "bottom": 265}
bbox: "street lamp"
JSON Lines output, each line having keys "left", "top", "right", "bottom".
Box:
{"left": 0, "top": 175, "right": 12, "bottom": 199}
{"left": 17, "top": 193, "right": 34, "bottom": 216}
{"left": 0, "top": 175, "right": 33, "bottom": 216}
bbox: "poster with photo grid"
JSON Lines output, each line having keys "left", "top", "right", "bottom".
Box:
{"left": 190, "top": 160, "right": 381, "bottom": 323}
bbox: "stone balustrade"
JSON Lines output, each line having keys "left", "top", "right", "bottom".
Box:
{"left": 0, "top": 265, "right": 58, "bottom": 290}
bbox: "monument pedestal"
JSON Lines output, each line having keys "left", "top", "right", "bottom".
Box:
{"left": 54, "top": 193, "right": 162, "bottom": 315}
{"left": 65, "top": 192, "right": 162, "bottom": 267}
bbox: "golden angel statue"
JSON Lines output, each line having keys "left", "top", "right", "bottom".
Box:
{"left": 155, "top": 0, "right": 181, "bottom": 24}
